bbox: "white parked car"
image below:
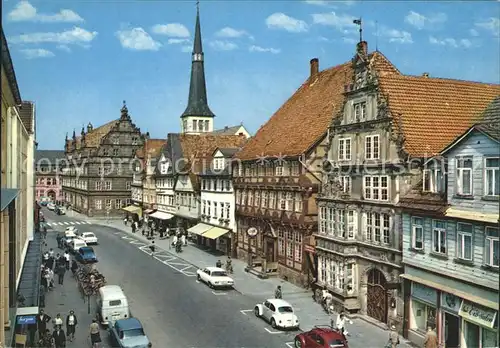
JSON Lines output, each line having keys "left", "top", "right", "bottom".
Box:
{"left": 70, "top": 238, "right": 87, "bottom": 253}
{"left": 254, "top": 299, "right": 300, "bottom": 330}
{"left": 47, "top": 203, "right": 56, "bottom": 211}
{"left": 80, "top": 232, "right": 98, "bottom": 245}
{"left": 196, "top": 267, "right": 234, "bottom": 289}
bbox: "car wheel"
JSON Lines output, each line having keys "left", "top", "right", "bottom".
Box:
{"left": 208, "top": 282, "right": 213, "bottom": 288}
{"left": 271, "top": 318, "right": 277, "bottom": 329}
{"left": 254, "top": 307, "right": 260, "bottom": 317}
{"left": 197, "top": 274, "right": 201, "bottom": 281}
{"left": 294, "top": 337, "right": 302, "bottom": 348}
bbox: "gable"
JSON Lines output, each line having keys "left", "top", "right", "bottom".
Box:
{"left": 444, "top": 130, "right": 500, "bottom": 159}
{"left": 213, "top": 149, "right": 224, "bottom": 158}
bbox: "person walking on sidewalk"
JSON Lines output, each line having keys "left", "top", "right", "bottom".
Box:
{"left": 387, "top": 324, "right": 400, "bottom": 348}
{"left": 275, "top": 285, "right": 282, "bottom": 299}
{"left": 57, "top": 262, "right": 66, "bottom": 285}
{"left": 52, "top": 325, "right": 66, "bottom": 348}
{"left": 66, "top": 310, "right": 77, "bottom": 342}
{"left": 335, "top": 312, "right": 352, "bottom": 338}
{"left": 36, "top": 309, "right": 51, "bottom": 338}
{"left": 53, "top": 313, "right": 64, "bottom": 328}
{"left": 89, "top": 318, "right": 101, "bottom": 348}
{"left": 423, "top": 326, "right": 438, "bottom": 348}
{"left": 64, "top": 250, "right": 71, "bottom": 270}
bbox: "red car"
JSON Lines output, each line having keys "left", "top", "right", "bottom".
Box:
{"left": 293, "top": 326, "right": 349, "bottom": 348}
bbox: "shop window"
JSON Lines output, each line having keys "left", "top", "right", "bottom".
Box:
{"left": 411, "top": 300, "right": 436, "bottom": 331}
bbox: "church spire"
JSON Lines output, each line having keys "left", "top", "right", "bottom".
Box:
{"left": 181, "top": 1, "right": 215, "bottom": 119}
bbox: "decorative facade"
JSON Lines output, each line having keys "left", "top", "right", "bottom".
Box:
{"left": 35, "top": 150, "right": 66, "bottom": 203}
{"left": 1, "top": 29, "right": 38, "bottom": 347}
{"left": 400, "top": 99, "right": 500, "bottom": 348}
{"left": 61, "top": 102, "right": 145, "bottom": 217}
{"left": 316, "top": 40, "right": 500, "bottom": 330}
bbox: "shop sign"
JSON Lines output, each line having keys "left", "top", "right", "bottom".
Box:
{"left": 441, "top": 292, "right": 461, "bottom": 313}
{"left": 411, "top": 282, "right": 437, "bottom": 305}
{"left": 459, "top": 300, "right": 497, "bottom": 329}
{"left": 304, "top": 245, "right": 316, "bottom": 253}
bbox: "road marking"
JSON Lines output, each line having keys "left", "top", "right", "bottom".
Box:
{"left": 211, "top": 291, "right": 227, "bottom": 295}
{"left": 121, "top": 236, "right": 134, "bottom": 240}
{"left": 179, "top": 265, "right": 192, "bottom": 272}
{"left": 74, "top": 222, "right": 81, "bottom": 224}
{"left": 168, "top": 262, "right": 191, "bottom": 266}
{"left": 264, "top": 328, "right": 282, "bottom": 334}
{"left": 129, "top": 241, "right": 145, "bottom": 246}
{"left": 63, "top": 222, "right": 70, "bottom": 225}
{"left": 46, "top": 223, "right": 52, "bottom": 226}
{"left": 183, "top": 272, "right": 196, "bottom": 277}
{"left": 114, "top": 232, "right": 121, "bottom": 235}
{"left": 285, "top": 342, "right": 294, "bottom": 348}
{"left": 240, "top": 309, "right": 253, "bottom": 315}
{"left": 155, "top": 255, "right": 176, "bottom": 262}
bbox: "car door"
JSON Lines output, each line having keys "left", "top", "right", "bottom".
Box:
{"left": 303, "top": 333, "right": 319, "bottom": 347}
{"left": 263, "top": 302, "right": 273, "bottom": 321}
{"left": 200, "top": 268, "right": 209, "bottom": 282}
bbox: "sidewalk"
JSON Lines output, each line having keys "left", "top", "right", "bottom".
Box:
{"left": 84, "top": 215, "right": 413, "bottom": 348}
{"left": 43, "top": 231, "right": 104, "bottom": 348}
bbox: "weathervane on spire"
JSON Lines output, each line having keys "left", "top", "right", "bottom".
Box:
{"left": 196, "top": 0, "right": 200, "bottom": 12}
{"left": 353, "top": 18, "right": 362, "bottom": 42}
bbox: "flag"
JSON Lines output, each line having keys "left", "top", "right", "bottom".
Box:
{"left": 353, "top": 19, "right": 361, "bottom": 25}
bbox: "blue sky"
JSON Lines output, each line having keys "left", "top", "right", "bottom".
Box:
{"left": 3, "top": 0, "right": 499, "bottom": 150}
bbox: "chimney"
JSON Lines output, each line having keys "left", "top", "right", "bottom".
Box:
{"left": 422, "top": 72, "right": 429, "bottom": 78}
{"left": 224, "top": 126, "right": 229, "bottom": 130}
{"left": 310, "top": 58, "right": 319, "bottom": 78}
{"left": 357, "top": 41, "right": 368, "bottom": 56}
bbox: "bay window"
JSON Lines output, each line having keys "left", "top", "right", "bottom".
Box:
{"left": 364, "top": 212, "right": 391, "bottom": 245}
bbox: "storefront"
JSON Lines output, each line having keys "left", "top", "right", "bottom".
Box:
{"left": 459, "top": 300, "right": 498, "bottom": 348}
{"left": 409, "top": 283, "right": 438, "bottom": 339}
{"left": 441, "top": 291, "right": 461, "bottom": 348}
{"left": 122, "top": 205, "right": 142, "bottom": 220}
{"left": 187, "top": 223, "right": 232, "bottom": 254}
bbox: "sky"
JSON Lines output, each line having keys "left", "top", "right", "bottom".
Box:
{"left": 3, "top": 0, "right": 499, "bottom": 150}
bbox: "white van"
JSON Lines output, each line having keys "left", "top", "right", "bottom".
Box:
{"left": 70, "top": 238, "right": 87, "bottom": 253}
{"left": 97, "top": 285, "right": 130, "bottom": 325}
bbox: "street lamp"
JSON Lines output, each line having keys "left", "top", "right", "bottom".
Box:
{"left": 244, "top": 227, "right": 258, "bottom": 272}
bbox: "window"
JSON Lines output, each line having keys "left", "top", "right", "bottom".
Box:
{"left": 255, "top": 191, "right": 260, "bottom": 207}
{"left": 241, "top": 191, "right": 247, "bottom": 206}
{"left": 286, "top": 192, "right": 294, "bottom": 211}
{"left": 347, "top": 210, "right": 357, "bottom": 239}
{"left": 423, "top": 168, "right": 443, "bottom": 193}
{"left": 338, "top": 138, "right": 351, "bottom": 161}
{"left": 192, "top": 120, "right": 197, "bottom": 131}
{"left": 105, "top": 181, "right": 112, "bottom": 190}
{"left": 105, "top": 199, "right": 112, "bottom": 210}
{"left": 364, "top": 175, "right": 389, "bottom": 201}
{"left": 95, "top": 181, "right": 103, "bottom": 190}
{"left": 279, "top": 192, "right": 286, "bottom": 210}
{"left": 131, "top": 137, "right": 138, "bottom": 145}
{"left": 319, "top": 207, "right": 327, "bottom": 234}
{"left": 456, "top": 157, "right": 473, "bottom": 195}
{"left": 286, "top": 240, "right": 293, "bottom": 260}
{"left": 113, "top": 149, "right": 119, "bottom": 156}
{"left": 262, "top": 191, "right": 268, "bottom": 208}
{"left": 112, "top": 136, "right": 119, "bottom": 145}
{"left": 204, "top": 120, "right": 209, "bottom": 131}
{"left": 364, "top": 212, "right": 390, "bottom": 244}
{"left": 225, "top": 180, "right": 230, "bottom": 191}
{"left": 269, "top": 192, "right": 275, "bottom": 209}
{"left": 225, "top": 203, "right": 230, "bottom": 219}
{"left": 213, "top": 179, "right": 218, "bottom": 191}
{"left": 485, "top": 157, "right": 499, "bottom": 196}
{"left": 291, "top": 162, "right": 300, "bottom": 176}
{"left": 207, "top": 201, "right": 211, "bottom": 216}
{"left": 412, "top": 217, "right": 424, "bottom": 250}
{"left": 295, "top": 193, "right": 303, "bottom": 212}
{"left": 95, "top": 199, "right": 102, "bottom": 210}
{"left": 248, "top": 191, "right": 254, "bottom": 206}
{"left": 354, "top": 101, "right": 366, "bottom": 121}
{"left": 337, "top": 210, "right": 345, "bottom": 238}
{"left": 338, "top": 176, "right": 351, "bottom": 193}
{"left": 294, "top": 232, "right": 303, "bottom": 262}
{"left": 345, "top": 263, "right": 355, "bottom": 293}
{"left": 457, "top": 223, "right": 473, "bottom": 261}
{"left": 275, "top": 165, "right": 283, "bottom": 176}
{"left": 198, "top": 121, "right": 204, "bottom": 132}
{"left": 411, "top": 300, "right": 436, "bottom": 331}
{"left": 485, "top": 227, "right": 499, "bottom": 267}
{"left": 365, "top": 135, "right": 380, "bottom": 160}
{"left": 432, "top": 220, "right": 447, "bottom": 254}
{"left": 213, "top": 202, "right": 218, "bottom": 218}
{"left": 319, "top": 256, "right": 327, "bottom": 283}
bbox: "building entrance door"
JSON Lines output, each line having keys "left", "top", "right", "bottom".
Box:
{"left": 444, "top": 312, "right": 460, "bottom": 348}
{"left": 366, "top": 268, "right": 387, "bottom": 323}
{"left": 266, "top": 240, "right": 275, "bottom": 262}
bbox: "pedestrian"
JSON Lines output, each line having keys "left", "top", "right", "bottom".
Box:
{"left": 46, "top": 254, "right": 54, "bottom": 270}
{"left": 181, "top": 233, "right": 186, "bottom": 246}
{"left": 36, "top": 309, "right": 51, "bottom": 338}
{"left": 39, "top": 284, "right": 46, "bottom": 308}
{"left": 387, "top": 324, "right": 400, "bottom": 348}
{"left": 42, "top": 225, "right": 47, "bottom": 239}
{"left": 57, "top": 262, "right": 66, "bottom": 285}
{"left": 64, "top": 251, "right": 70, "bottom": 270}
{"left": 49, "top": 248, "right": 54, "bottom": 258}
{"left": 124, "top": 216, "right": 128, "bottom": 225}
{"left": 149, "top": 241, "right": 156, "bottom": 257}
{"left": 48, "top": 268, "right": 55, "bottom": 290}
{"left": 132, "top": 222, "right": 136, "bottom": 234}
{"left": 55, "top": 253, "right": 61, "bottom": 268}
{"left": 52, "top": 325, "right": 66, "bottom": 348}
{"left": 89, "top": 318, "right": 101, "bottom": 348}
{"left": 423, "top": 326, "right": 438, "bottom": 348}
{"left": 216, "top": 259, "right": 222, "bottom": 268}
{"left": 43, "top": 251, "right": 49, "bottom": 266}
{"left": 71, "top": 259, "right": 78, "bottom": 276}
{"left": 335, "top": 312, "right": 352, "bottom": 338}
{"left": 275, "top": 285, "right": 282, "bottom": 299}
{"left": 53, "top": 313, "right": 63, "bottom": 328}
{"left": 172, "top": 234, "right": 178, "bottom": 248}
{"left": 56, "top": 234, "right": 63, "bottom": 248}
{"left": 66, "top": 310, "right": 77, "bottom": 342}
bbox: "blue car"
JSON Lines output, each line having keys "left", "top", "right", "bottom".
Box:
{"left": 75, "top": 246, "right": 97, "bottom": 264}
{"left": 108, "top": 318, "right": 152, "bottom": 348}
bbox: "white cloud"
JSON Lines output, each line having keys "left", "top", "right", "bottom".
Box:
{"left": 116, "top": 28, "right": 162, "bottom": 51}
{"left": 56, "top": 45, "right": 71, "bottom": 52}
{"left": 475, "top": 17, "right": 500, "bottom": 36}
{"left": 311, "top": 12, "right": 357, "bottom": 34}
{"left": 266, "top": 13, "right": 309, "bottom": 33}
{"left": 215, "top": 27, "right": 253, "bottom": 40}
{"left": 404, "top": 11, "right": 447, "bottom": 30}
{"left": 209, "top": 40, "right": 238, "bottom": 51}
{"left": 249, "top": 45, "right": 280, "bottom": 54}
{"left": 469, "top": 28, "right": 479, "bottom": 37}
{"left": 429, "top": 36, "right": 472, "bottom": 48}
{"left": 151, "top": 23, "right": 190, "bottom": 37}
{"left": 379, "top": 26, "right": 413, "bottom": 44}
{"left": 8, "top": 1, "right": 83, "bottom": 23}
{"left": 167, "top": 38, "right": 190, "bottom": 45}
{"left": 9, "top": 27, "right": 98, "bottom": 45}
{"left": 20, "top": 48, "right": 55, "bottom": 59}
{"left": 342, "top": 37, "right": 357, "bottom": 44}
{"left": 181, "top": 46, "right": 192, "bottom": 53}
{"left": 304, "top": 0, "right": 331, "bottom": 6}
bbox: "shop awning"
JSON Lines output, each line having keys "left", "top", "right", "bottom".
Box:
{"left": 445, "top": 207, "right": 499, "bottom": 224}
{"left": 144, "top": 209, "right": 155, "bottom": 214}
{"left": 203, "top": 226, "right": 230, "bottom": 240}
{"left": 122, "top": 205, "right": 142, "bottom": 217}
{"left": 400, "top": 273, "right": 498, "bottom": 310}
{"left": 188, "top": 223, "right": 213, "bottom": 236}
{"left": 149, "top": 211, "right": 173, "bottom": 220}
{"left": 1, "top": 188, "right": 19, "bottom": 211}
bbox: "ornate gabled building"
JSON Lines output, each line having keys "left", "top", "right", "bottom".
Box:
{"left": 131, "top": 137, "right": 166, "bottom": 213}
{"left": 35, "top": 150, "right": 66, "bottom": 204}
{"left": 232, "top": 56, "right": 356, "bottom": 285}
{"left": 316, "top": 39, "right": 499, "bottom": 330}
{"left": 61, "top": 102, "right": 145, "bottom": 217}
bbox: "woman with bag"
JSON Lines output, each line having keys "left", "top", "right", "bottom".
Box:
{"left": 387, "top": 324, "right": 400, "bottom": 348}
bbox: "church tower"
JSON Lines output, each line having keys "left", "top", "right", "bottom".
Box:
{"left": 180, "top": 2, "right": 215, "bottom": 134}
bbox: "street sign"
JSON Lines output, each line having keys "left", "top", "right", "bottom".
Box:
{"left": 246, "top": 227, "right": 258, "bottom": 237}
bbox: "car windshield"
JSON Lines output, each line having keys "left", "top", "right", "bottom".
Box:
{"left": 329, "top": 339, "right": 345, "bottom": 347}
{"left": 211, "top": 271, "right": 228, "bottom": 277}
{"left": 83, "top": 233, "right": 95, "bottom": 237}
{"left": 123, "top": 328, "right": 145, "bottom": 338}
{"left": 277, "top": 306, "right": 293, "bottom": 313}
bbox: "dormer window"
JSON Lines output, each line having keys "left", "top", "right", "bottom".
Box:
{"left": 160, "top": 162, "right": 169, "bottom": 174}
{"left": 204, "top": 120, "right": 209, "bottom": 131}
{"left": 192, "top": 120, "right": 197, "bottom": 131}
{"left": 423, "top": 168, "right": 443, "bottom": 193}
{"left": 131, "top": 137, "right": 138, "bottom": 145}
{"left": 354, "top": 102, "right": 366, "bottom": 121}
{"left": 198, "top": 121, "right": 204, "bottom": 132}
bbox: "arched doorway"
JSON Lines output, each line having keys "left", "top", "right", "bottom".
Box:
{"left": 366, "top": 268, "right": 388, "bottom": 323}
{"left": 47, "top": 190, "right": 56, "bottom": 201}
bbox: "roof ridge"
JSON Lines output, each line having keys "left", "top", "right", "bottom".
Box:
{"left": 387, "top": 73, "right": 500, "bottom": 86}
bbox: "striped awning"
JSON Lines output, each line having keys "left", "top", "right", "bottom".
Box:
{"left": 122, "top": 205, "right": 142, "bottom": 217}
{"left": 187, "top": 223, "right": 212, "bottom": 236}
{"left": 202, "top": 226, "right": 230, "bottom": 240}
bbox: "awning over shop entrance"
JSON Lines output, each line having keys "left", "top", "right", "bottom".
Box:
{"left": 144, "top": 209, "right": 155, "bottom": 214}
{"left": 122, "top": 205, "right": 142, "bottom": 217}
{"left": 188, "top": 223, "right": 212, "bottom": 236}
{"left": 149, "top": 211, "right": 173, "bottom": 220}
{"left": 202, "top": 226, "right": 230, "bottom": 240}
{"left": 1, "top": 188, "right": 19, "bottom": 211}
